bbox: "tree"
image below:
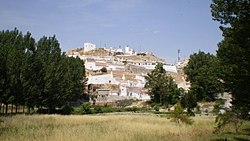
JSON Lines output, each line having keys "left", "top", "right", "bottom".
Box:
{"left": 0, "top": 29, "right": 88, "bottom": 114}
{"left": 180, "top": 91, "right": 197, "bottom": 115}
{"left": 211, "top": 0, "right": 250, "bottom": 119}
{"left": 145, "top": 63, "right": 181, "bottom": 106}
{"left": 0, "top": 29, "right": 27, "bottom": 114}
{"left": 170, "top": 102, "right": 193, "bottom": 125}
{"left": 184, "top": 51, "right": 223, "bottom": 101}
{"left": 100, "top": 67, "right": 107, "bottom": 73}
{"left": 22, "top": 32, "right": 37, "bottom": 112}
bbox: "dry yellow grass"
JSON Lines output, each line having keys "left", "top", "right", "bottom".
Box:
{"left": 0, "top": 114, "right": 217, "bottom": 141}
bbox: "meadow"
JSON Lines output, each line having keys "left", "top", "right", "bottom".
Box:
{"left": 0, "top": 114, "right": 249, "bottom": 141}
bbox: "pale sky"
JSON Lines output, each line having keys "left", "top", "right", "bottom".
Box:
{"left": 0, "top": 0, "right": 222, "bottom": 63}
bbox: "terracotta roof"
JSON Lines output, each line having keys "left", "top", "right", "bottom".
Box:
{"left": 127, "top": 87, "right": 142, "bottom": 93}
{"left": 95, "top": 62, "right": 107, "bottom": 66}
{"left": 86, "top": 58, "right": 95, "bottom": 62}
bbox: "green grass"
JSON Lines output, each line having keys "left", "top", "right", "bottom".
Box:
{"left": 0, "top": 114, "right": 249, "bottom": 141}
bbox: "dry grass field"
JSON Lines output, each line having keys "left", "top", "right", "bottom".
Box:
{"left": 0, "top": 114, "right": 249, "bottom": 141}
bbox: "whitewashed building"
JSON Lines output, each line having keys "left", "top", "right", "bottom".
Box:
{"left": 84, "top": 42, "right": 96, "bottom": 52}
{"left": 85, "top": 58, "right": 107, "bottom": 71}
{"left": 119, "top": 86, "right": 150, "bottom": 100}
{"left": 134, "top": 75, "right": 146, "bottom": 88}
{"left": 127, "top": 61, "right": 178, "bottom": 73}
{"left": 125, "top": 46, "right": 134, "bottom": 55}
{"left": 87, "top": 72, "right": 119, "bottom": 85}
{"left": 163, "top": 65, "right": 178, "bottom": 73}
{"left": 107, "top": 64, "right": 125, "bottom": 71}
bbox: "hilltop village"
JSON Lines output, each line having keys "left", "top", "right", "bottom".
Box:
{"left": 67, "top": 42, "right": 189, "bottom": 104}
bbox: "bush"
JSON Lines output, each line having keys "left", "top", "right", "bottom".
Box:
{"left": 82, "top": 103, "right": 94, "bottom": 114}
{"left": 100, "top": 67, "right": 107, "bottom": 73}
{"left": 101, "top": 106, "right": 114, "bottom": 113}
{"left": 116, "top": 99, "right": 134, "bottom": 107}
{"left": 170, "top": 103, "right": 193, "bottom": 125}
{"left": 213, "top": 99, "right": 225, "bottom": 114}
{"left": 215, "top": 110, "right": 243, "bottom": 133}
{"left": 60, "top": 105, "right": 73, "bottom": 115}
{"left": 72, "top": 104, "right": 150, "bottom": 115}
{"left": 125, "top": 106, "right": 139, "bottom": 112}
{"left": 94, "top": 106, "right": 103, "bottom": 113}
{"left": 153, "top": 105, "right": 160, "bottom": 112}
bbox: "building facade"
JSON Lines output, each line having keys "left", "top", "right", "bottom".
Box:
{"left": 84, "top": 42, "right": 96, "bottom": 52}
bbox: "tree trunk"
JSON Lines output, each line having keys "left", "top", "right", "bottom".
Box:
{"left": 28, "top": 107, "right": 30, "bottom": 114}
{"left": 15, "top": 105, "right": 18, "bottom": 114}
{"left": 23, "top": 105, "right": 25, "bottom": 113}
{"left": 5, "top": 104, "right": 8, "bottom": 115}
{"left": 2, "top": 105, "right": 4, "bottom": 113}
{"left": 3, "top": 105, "right": 5, "bottom": 113}
{"left": 11, "top": 104, "right": 14, "bottom": 114}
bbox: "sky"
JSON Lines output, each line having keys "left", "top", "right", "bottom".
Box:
{"left": 0, "top": 0, "right": 222, "bottom": 63}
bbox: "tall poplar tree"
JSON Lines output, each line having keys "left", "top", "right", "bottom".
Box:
{"left": 211, "top": 0, "right": 250, "bottom": 118}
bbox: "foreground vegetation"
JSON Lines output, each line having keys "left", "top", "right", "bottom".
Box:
{"left": 0, "top": 29, "right": 87, "bottom": 115}
{"left": 0, "top": 114, "right": 249, "bottom": 141}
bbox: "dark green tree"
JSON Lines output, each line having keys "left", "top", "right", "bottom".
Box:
{"left": 100, "top": 67, "right": 107, "bottom": 73}
{"left": 180, "top": 91, "right": 197, "bottom": 115}
{"left": 0, "top": 28, "right": 88, "bottom": 114}
{"left": 211, "top": 0, "right": 250, "bottom": 119}
{"left": 22, "top": 32, "right": 37, "bottom": 113}
{"left": 184, "top": 51, "right": 223, "bottom": 101}
{"left": 145, "top": 63, "right": 181, "bottom": 106}
{"left": 0, "top": 29, "right": 27, "bottom": 114}
{"left": 35, "top": 36, "right": 65, "bottom": 113}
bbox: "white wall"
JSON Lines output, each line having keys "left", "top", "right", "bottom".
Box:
{"left": 163, "top": 65, "right": 178, "bottom": 73}
{"left": 108, "top": 65, "right": 125, "bottom": 71}
{"left": 119, "top": 86, "right": 128, "bottom": 96}
{"left": 125, "top": 46, "right": 134, "bottom": 55}
{"left": 85, "top": 61, "right": 96, "bottom": 70}
{"left": 84, "top": 42, "right": 96, "bottom": 52}
{"left": 88, "top": 74, "right": 119, "bottom": 85}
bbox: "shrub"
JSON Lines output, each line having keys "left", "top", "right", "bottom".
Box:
{"left": 82, "top": 103, "right": 94, "bottom": 114}
{"left": 94, "top": 106, "right": 103, "bottom": 113}
{"left": 215, "top": 110, "right": 243, "bottom": 133}
{"left": 116, "top": 99, "right": 134, "bottom": 107}
{"left": 100, "top": 67, "right": 107, "bottom": 73}
{"left": 170, "top": 103, "right": 193, "bottom": 125}
{"left": 153, "top": 105, "right": 160, "bottom": 112}
{"left": 101, "top": 106, "right": 114, "bottom": 113}
{"left": 125, "top": 106, "right": 139, "bottom": 112}
{"left": 60, "top": 105, "right": 73, "bottom": 115}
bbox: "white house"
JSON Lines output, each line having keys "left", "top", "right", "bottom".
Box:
{"left": 119, "top": 86, "right": 150, "bottom": 100}
{"left": 87, "top": 72, "right": 119, "bottom": 85}
{"left": 107, "top": 64, "right": 125, "bottom": 71}
{"left": 116, "top": 48, "right": 123, "bottom": 53}
{"left": 85, "top": 59, "right": 96, "bottom": 70}
{"left": 128, "top": 60, "right": 157, "bottom": 69}
{"left": 163, "top": 65, "right": 178, "bottom": 73}
{"left": 84, "top": 42, "right": 96, "bottom": 52}
{"left": 127, "top": 61, "right": 177, "bottom": 73}
{"left": 134, "top": 75, "right": 146, "bottom": 88}
{"left": 120, "top": 86, "right": 128, "bottom": 97}
{"left": 85, "top": 58, "right": 107, "bottom": 71}
{"left": 125, "top": 46, "right": 134, "bottom": 55}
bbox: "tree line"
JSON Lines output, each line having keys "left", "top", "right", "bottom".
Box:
{"left": 144, "top": 0, "right": 249, "bottom": 129}
{"left": 0, "top": 29, "right": 87, "bottom": 114}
